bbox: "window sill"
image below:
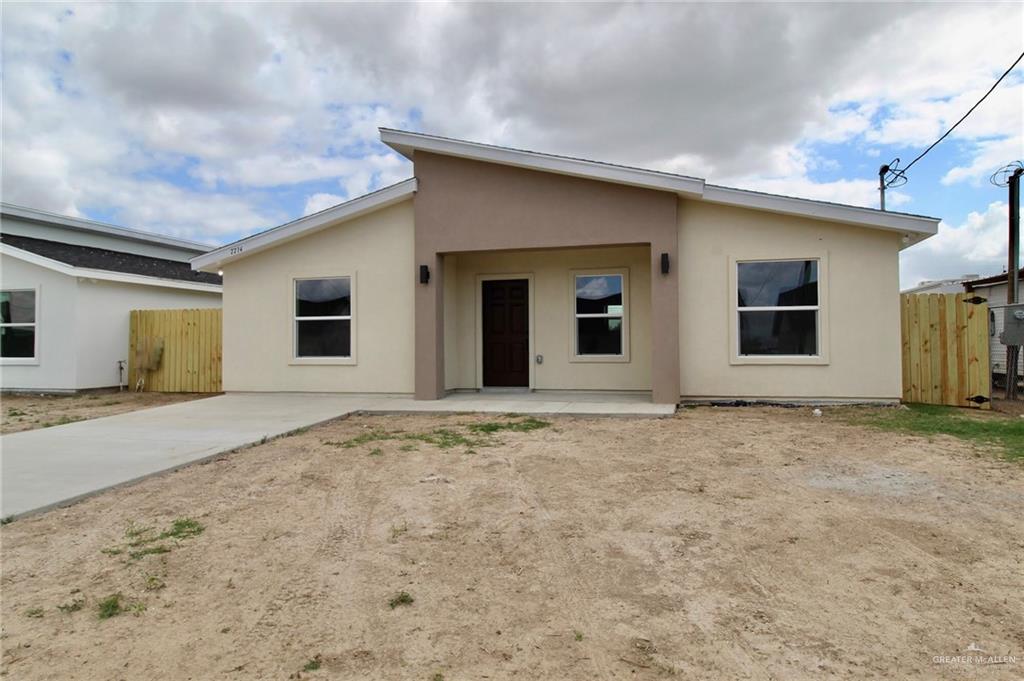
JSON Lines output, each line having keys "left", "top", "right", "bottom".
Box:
{"left": 569, "top": 354, "right": 630, "bottom": 364}
{"left": 0, "top": 358, "right": 39, "bottom": 366}
{"left": 730, "top": 355, "right": 829, "bottom": 366}
{"left": 289, "top": 357, "right": 357, "bottom": 366}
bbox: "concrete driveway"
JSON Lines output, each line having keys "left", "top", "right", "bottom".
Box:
{"left": 1, "top": 391, "right": 672, "bottom": 517}
{"left": 0, "top": 393, "right": 370, "bottom": 518}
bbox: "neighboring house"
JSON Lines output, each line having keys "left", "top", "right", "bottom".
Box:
{"left": 963, "top": 271, "right": 1023, "bottom": 385}
{"left": 1, "top": 204, "right": 222, "bottom": 392}
{"left": 901, "top": 274, "right": 980, "bottom": 295}
{"left": 192, "top": 129, "right": 940, "bottom": 404}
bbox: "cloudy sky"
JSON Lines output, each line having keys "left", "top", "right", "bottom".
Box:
{"left": 2, "top": 2, "right": 1021, "bottom": 287}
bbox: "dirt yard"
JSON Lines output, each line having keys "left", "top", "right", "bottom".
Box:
{"left": 0, "top": 391, "right": 210, "bottom": 434}
{"left": 2, "top": 407, "right": 1022, "bottom": 680}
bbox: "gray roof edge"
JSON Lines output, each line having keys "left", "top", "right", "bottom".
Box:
{"left": 0, "top": 203, "right": 214, "bottom": 253}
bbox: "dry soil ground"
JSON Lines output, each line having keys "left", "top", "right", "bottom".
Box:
{"left": 0, "top": 391, "right": 210, "bottom": 434}
{"left": 1, "top": 407, "right": 1022, "bottom": 680}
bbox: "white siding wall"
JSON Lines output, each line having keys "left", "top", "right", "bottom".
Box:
{"left": 74, "top": 278, "right": 220, "bottom": 389}
{"left": 1, "top": 253, "right": 221, "bottom": 391}
{"left": 973, "top": 283, "right": 1012, "bottom": 376}
{"left": 0, "top": 254, "right": 78, "bottom": 391}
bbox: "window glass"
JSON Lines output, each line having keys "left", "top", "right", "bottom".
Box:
{"left": 1, "top": 327, "right": 35, "bottom": 358}
{"left": 577, "top": 317, "right": 622, "bottom": 355}
{"left": 737, "top": 260, "right": 817, "bottom": 307}
{"left": 295, "top": 278, "right": 351, "bottom": 358}
{"left": 297, "top": 320, "right": 351, "bottom": 357}
{"left": 1, "top": 290, "right": 35, "bottom": 324}
{"left": 576, "top": 275, "right": 623, "bottom": 314}
{"left": 739, "top": 310, "right": 817, "bottom": 355}
{"left": 296, "top": 278, "right": 351, "bottom": 317}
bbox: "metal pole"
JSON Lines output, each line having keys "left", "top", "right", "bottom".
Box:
{"left": 1007, "top": 168, "right": 1022, "bottom": 400}
{"left": 1009, "top": 168, "right": 1021, "bottom": 305}
{"left": 878, "top": 165, "right": 888, "bottom": 211}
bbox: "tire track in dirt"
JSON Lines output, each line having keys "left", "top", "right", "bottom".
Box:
{"left": 502, "top": 454, "right": 615, "bottom": 681}
{"left": 234, "top": 448, "right": 389, "bottom": 676}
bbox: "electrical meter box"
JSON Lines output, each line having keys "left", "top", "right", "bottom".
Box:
{"left": 1000, "top": 303, "right": 1024, "bottom": 346}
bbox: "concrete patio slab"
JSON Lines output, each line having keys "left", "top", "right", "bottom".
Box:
{"left": 1, "top": 391, "right": 673, "bottom": 517}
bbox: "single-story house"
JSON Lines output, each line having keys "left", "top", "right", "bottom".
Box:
{"left": 964, "top": 270, "right": 1023, "bottom": 385}
{"left": 192, "top": 129, "right": 939, "bottom": 404}
{"left": 1, "top": 204, "right": 222, "bottom": 392}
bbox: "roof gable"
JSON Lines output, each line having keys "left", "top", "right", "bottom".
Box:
{"left": 191, "top": 178, "right": 416, "bottom": 272}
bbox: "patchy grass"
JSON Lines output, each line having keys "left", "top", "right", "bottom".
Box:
{"left": 303, "top": 655, "right": 322, "bottom": 672}
{"left": 104, "top": 517, "right": 205, "bottom": 561}
{"left": 389, "top": 522, "right": 408, "bottom": 543}
{"left": 57, "top": 598, "right": 85, "bottom": 613}
{"left": 388, "top": 591, "right": 414, "bottom": 609}
{"left": 97, "top": 594, "right": 124, "bottom": 620}
{"left": 40, "top": 416, "right": 83, "bottom": 429}
{"left": 335, "top": 430, "right": 395, "bottom": 448}
{"left": 161, "top": 517, "right": 204, "bottom": 540}
{"left": 467, "top": 416, "right": 551, "bottom": 434}
{"left": 128, "top": 545, "right": 172, "bottom": 560}
{"left": 24, "top": 606, "right": 44, "bottom": 618}
{"left": 144, "top": 575, "right": 166, "bottom": 591}
{"left": 328, "top": 418, "right": 548, "bottom": 454}
{"left": 405, "top": 428, "right": 486, "bottom": 450}
{"left": 573, "top": 630, "right": 584, "bottom": 642}
{"left": 852, "top": 404, "right": 1024, "bottom": 459}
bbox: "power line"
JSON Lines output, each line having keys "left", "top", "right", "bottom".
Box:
{"left": 884, "top": 49, "right": 1024, "bottom": 188}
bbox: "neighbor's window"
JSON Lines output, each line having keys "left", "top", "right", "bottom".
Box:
{"left": 575, "top": 274, "right": 624, "bottom": 356}
{"left": 737, "top": 260, "right": 818, "bottom": 356}
{"left": 1, "top": 289, "right": 37, "bottom": 359}
{"left": 294, "top": 277, "right": 351, "bottom": 358}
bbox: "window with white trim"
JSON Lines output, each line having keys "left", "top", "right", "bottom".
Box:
{"left": 294, "top": 277, "right": 352, "bottom": 358}
{"left": 737, "top": 259, "right": 818, "bottom": 356}
{"left": 574, "top": 273, "right": 625, "bottom": 356}
{"left": 1, "top": 289, "right": 37, "bottom": 359}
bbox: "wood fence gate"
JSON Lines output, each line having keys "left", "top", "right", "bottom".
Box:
{"left": 129, "top": 308, "right": 222, "bottom": 393}
{"left": 900, "top": 293, "right": 990, "bottom": 409}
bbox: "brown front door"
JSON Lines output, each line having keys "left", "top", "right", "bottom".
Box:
{"left": 482, "top": 279, "right": 529, "bottom": 387}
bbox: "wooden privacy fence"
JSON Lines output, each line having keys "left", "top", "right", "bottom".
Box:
{"left": 129, "top": 308, "right": 222, "bottom": 393}
{"left": 900, "top": 293, "right": 990, "bottom": 409}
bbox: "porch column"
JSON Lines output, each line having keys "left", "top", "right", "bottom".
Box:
{"left": 650, "top": 236, "right": 681, "bottom": 404}
{"left": 414, "top": 251, "right": 445, "bottom": 399}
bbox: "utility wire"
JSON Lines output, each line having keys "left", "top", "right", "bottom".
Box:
{"left": 885, "top": 49, "right": 1024, "bottom": 187}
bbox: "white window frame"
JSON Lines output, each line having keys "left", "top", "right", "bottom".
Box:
{"left": 0, "top": 287, "right": 39, "bottom": 365}
{"left": 570, "top": 269, "right": 630, "bottom": 363}
{"left": 729, "top": 255, "right": 829, "bottom": 366}
{"left": 291, "top": 275, "right": 357, "bottom": 365}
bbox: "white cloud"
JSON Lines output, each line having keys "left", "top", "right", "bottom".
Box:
{"left": 942, "top": 134, "right": 1024, "bottom": 186}
{"left": 0, "top": 1, "right": 1020, "bottom": 250}
{"left": 900, "top": 202, "right": 1013, "bottom": 289}
{"left": 303, "top": 193, "right": 344, "bottom": 216}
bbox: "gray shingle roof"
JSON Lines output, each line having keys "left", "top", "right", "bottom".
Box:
{"left": 1, "top": 234, "right": 222, "bottom": 285}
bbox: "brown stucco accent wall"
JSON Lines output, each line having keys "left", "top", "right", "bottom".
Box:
{"left": 413, "top": 152, "right": 680, "bottom": 403}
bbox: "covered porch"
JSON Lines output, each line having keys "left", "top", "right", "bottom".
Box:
{"left": 411, "top": 148, "right": 682, "bottom": 404}
{"left": 438, "top": 245, "right": 661, "bottom": 399}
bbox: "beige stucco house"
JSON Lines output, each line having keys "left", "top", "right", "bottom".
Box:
{"left": 192, "top": 129, "right": 939, "bottom": 405}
